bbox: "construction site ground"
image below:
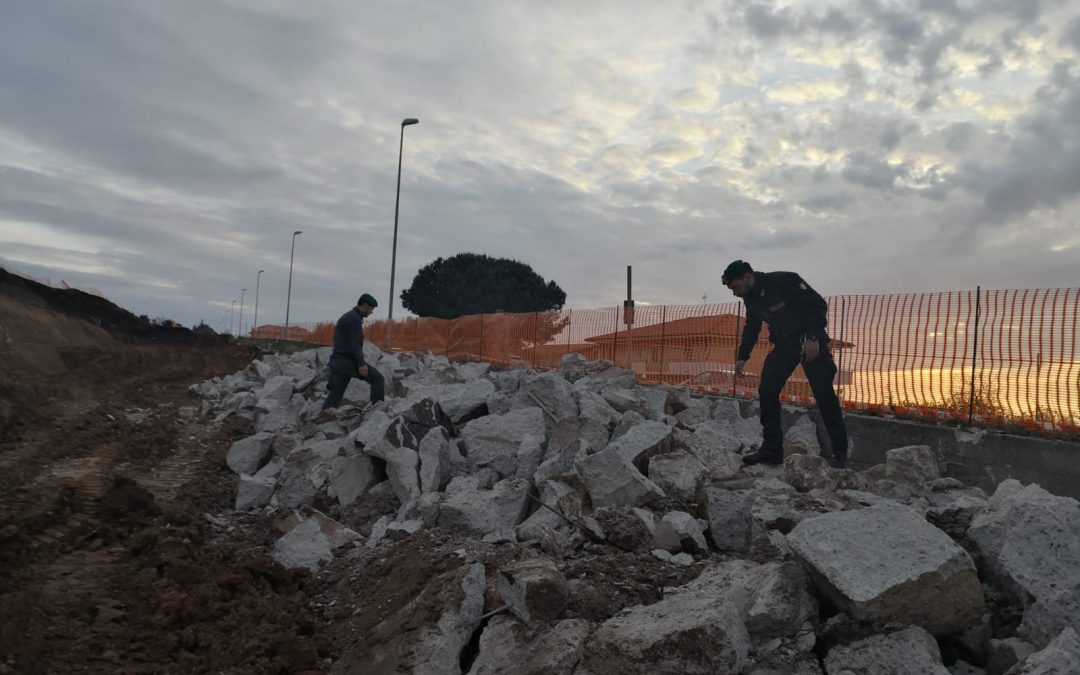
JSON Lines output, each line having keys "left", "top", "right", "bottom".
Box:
{"left": 0, "top": 275, "right": 691, "bottom": 673}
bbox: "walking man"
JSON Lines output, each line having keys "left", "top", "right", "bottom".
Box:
{"left": 323, "top": 293, "right": 385, "bottom": 410}
{"left": 723, "top": 260, "right": 848, "bottom": 468}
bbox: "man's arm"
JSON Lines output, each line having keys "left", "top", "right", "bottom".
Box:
{"left": 737, "top": 314, "right": 761, "bottom": 362}
{"left": 349, "top": 313, "right": 366, "bottom": 367}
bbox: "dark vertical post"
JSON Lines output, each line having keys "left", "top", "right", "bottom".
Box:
{"left": 970, "top": 286, "right": 980, "bottom": 425}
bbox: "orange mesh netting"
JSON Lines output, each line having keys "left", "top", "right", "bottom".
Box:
{"left": 256, "top": 288, "right": 1080, "bottom": 433}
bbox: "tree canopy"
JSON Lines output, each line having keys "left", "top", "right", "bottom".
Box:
{"left": 401, "top": 253, "right": 567, "bottom": 320}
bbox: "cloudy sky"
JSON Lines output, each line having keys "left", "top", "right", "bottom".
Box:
{"left": 2, "top": 0, "right": 1079, "bottom": 330}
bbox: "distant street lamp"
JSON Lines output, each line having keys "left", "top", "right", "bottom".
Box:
{"left": 388, "top": 117, "right": 419, "bottom": 351}
{"left": 253, "top": 270, "right": 264, "bottom": 337}
{"left": 230, "top": 300, "right": 237, "bottom": 336}
{"left": 285, "top": 230, "right": 303, "bottom": 341}
{"left": 239, "top": 288, "right": 247, "bottom": 337}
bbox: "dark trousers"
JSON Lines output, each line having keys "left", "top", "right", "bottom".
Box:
{"left": 759, "top": 340, "right": 848, "bottom": 460}
{"left": 323, "top": 365, "right": 385, "bottom": 410}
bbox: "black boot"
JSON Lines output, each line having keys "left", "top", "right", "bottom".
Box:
{"left": 742, "top": 447, "right": 783, "bottom": 466}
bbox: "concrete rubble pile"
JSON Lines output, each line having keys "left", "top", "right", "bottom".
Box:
{"left": 193, "top": 348, "right": 1080, "bottom": 674}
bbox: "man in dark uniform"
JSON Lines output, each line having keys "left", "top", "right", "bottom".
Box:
{"left": 723, "top": 260, "right": 848, "bottom": 468}
{"left": 322, "top": 293, "right": 385, "bottom": 410}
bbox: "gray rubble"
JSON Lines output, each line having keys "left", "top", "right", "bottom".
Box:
{"left": 191, "top": 347, "right": 1080, "bottom": 675}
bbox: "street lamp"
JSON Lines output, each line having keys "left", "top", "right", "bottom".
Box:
{"left": 388, "top": 117, "right": 419, "bottom": 351}
{"left": 239, "top": 288, "right": 247, "bottom": 337}
{"left": 230, "top": 299, "right": 237, "bottom": 336}
{"left": 285, "top": 230, "right": 302, "bottom": 341}
{"left": 253, "top": 270, "right": 264, "bottom": 337}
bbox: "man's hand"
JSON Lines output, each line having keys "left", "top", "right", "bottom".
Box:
{"left": 803, "top": 339, "right": 820, "bottom": 363}
{"left": 358, "top": 365, "right": 369, "bottom": 378}
{"left": 734, "top": 359, "right": 747, "bottom": 380}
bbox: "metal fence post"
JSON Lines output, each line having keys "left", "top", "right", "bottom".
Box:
{"left": 659, "top": 306, "right": 667, "bottom": 384}
{"left": 970, "top": 286, "right": 980, "bottom": 425}
{"left": 566, "top": 309, "right": 573, "bottom": 354}
{"left": 733, "top": 303, "right": 742, "bottom": 397}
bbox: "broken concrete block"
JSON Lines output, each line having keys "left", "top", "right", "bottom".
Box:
{"left": 576, "top": 446, "right": 665, "bottom": 509}
{"left": 412, "top": 563, "right": 486, "bottom": 675}
{"left": 272, "top": 513, "right": 360, "bottom": 572}
{"left": 783, "top": 415, "right": 821, "bottom": 456}
{"left": 1019, "top": 585, "right": 1080, "bottom": 649}
{"left": 498, "top": 559, "right": 569, "bottom": 624}
{"left": 235, "top": 474, "right": 275, "bottom": 510}
{"left": 516, "top": 480, "right": 582, "bottom": 541}
{"left": 631, "top": 507, "right": 657, "bottom": 535}
{"left": 461, "top": 407, "right": 547, "bottom": 477}
{"left": 568, "top": 361, "right": 637, "bottom": 393}
{"left": 438, "top": 378, "right": 496, "bottom": 425}
{"left": 653, "top": 511, "right": 708, "bottom": 553}
{"left": 585, "top": 573, "right": 751, "bottom": 673}
{"left": 575, "top": 389, "right": 622, "bottom": 429}
{"left": 386, "top": 519, "right": 424, "bottom": 541}
{"left": 384, "top": 446, "right": 420, "bottom": 506}
{"left": 611, "top": 410, "right": 646, "bottom": 441}
{"left": 351, "top": 410, "right": 393, "bottom": 450}
{"left": 515, "top": 433, "right": 546, "bottom": 481}
{"left": 706, "top": 480, "right": 795, "bottom": 553}
{"left": 454, "top": 361, "right": 490, "bottom": 382}
{"left": 607, "top": 420, "right": 675, "bottom": 470}
{"left": 886, "top": 445, "right": 941, "bottom": 485}
{"left": 466, "top": 616, "right": 591, "bottom": 675}
{"left": 824, "top": 626, "right": 949, "bottom": 675}
{"left": 648, "top": 449, "right": 707, "bottom": 500}
{"left": 550, "top": 416, "right": 611, "bottom": 456}
{"left": 637, "top": 387, "right": 669, "bottom": 421}
{"left": 968, "top": 481, "right": 1080, "bottom": 611}
{"left": 255, "top": 393, "right": 305, "bottom": 433}
{"left": 601, "top": 387, "right": 650, "bottom": 418}
{"left": 783, "top": 454, "right": 837, "bottom": 493}
{"left": 1005, "top": 627, "right": 1080, "bottom": 674}
{"left": 533, "top": 438, "right": 588, "bottom": 488}
{"left": 674, "top": 394, "right": 713, "bottom": 427}
{"left": 328, "top": 454, "right": 379, "bottom": 507}
{"left": 226, "top": 432, "right": 275, "bottom": 475}
{"left": 437, "top": 478, "right": 530, "bottom": 535}
{"left": 673, "top": 428, "right": 742, "bottom": 481}
{"left": 418, "top": 493, "right": 443, "bottom": 529}
{"left": 255, "top": 375, "right": 295, "bottom": 409}
{"left": 585, "top": 560, "right": 815, "bottom": 674}
{"left": 419, "top": 427, "right": 451, "bottom": 494}
{"left": 652, "top": 549, "right": 695, "bottom": 567}
{"left": 788, "top": 503, "right": 985, "bottom": 634}
{"left": 744, "top": 561, "right": 819, "bottom": 639}
{"left": 990, "top": 638, "right": 1038, "bottom": 674}
{"left": 513, "top": 372, "right": 578, "bottom": 422}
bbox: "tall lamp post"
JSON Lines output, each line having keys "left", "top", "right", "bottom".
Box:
{"left": 230, "top": 300, "right": 237, "bottom": 336}
{"left": 253, "top": 270, "right": 264, "bottom": 337}
{"left": 285, "top": 230, "right": 302, "bottom": 341}
{"left": 387, "top": 117, "right": 419, "bottom": 351}
{"left": 239, "top": 288, "right": 247, "bottom": 337}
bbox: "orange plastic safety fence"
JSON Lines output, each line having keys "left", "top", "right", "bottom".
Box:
{"left": 283, "top": 288, "right": 1080, "bottom": 434}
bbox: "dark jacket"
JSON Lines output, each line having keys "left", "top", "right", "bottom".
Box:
{"left": 328, "top": 308, "right": 366, "bottom": 374}
{"left": 737, "top": 271, "right": 829, "bottom": 361}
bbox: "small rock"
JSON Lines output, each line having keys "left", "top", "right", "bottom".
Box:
{"left": 886, "top": 445, "right": 941, "bottom": 485}
{"left": 824, "top": 626, "right": 948, "bottom": 674}
{"left": 653, "top": 511, "right": 708, "bottom": 553}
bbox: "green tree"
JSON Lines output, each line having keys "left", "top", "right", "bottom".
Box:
{"left": 401, "top": 253, "right": 567, "bottom": 320}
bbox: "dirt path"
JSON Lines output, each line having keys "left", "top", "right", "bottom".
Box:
{"left": 0, "top": 344, "right": 331, "bottom": 674}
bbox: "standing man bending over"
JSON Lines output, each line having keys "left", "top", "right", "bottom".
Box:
{"left": 723, "top": 260, "right": 848, "bottom": 468}
{"left": 323, "top": 293, "right": 385, "bottom": 409}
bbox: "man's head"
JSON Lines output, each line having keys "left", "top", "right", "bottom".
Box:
{"left": 356, "top": 293, "right": 378, "bottom": 317}
{"left": 722, "top": 260, "right": 755, "bottom": 298}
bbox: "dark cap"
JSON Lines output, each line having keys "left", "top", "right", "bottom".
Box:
{"left": 357, "top": 293, "right": 378, "bottom": 307}
{"left": 722, "top": 260, "right": 753, "bottom": 284}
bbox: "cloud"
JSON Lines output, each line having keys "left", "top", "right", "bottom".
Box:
{"left": 1, "top": 0, "right": 1078, "bottom": 328}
